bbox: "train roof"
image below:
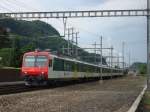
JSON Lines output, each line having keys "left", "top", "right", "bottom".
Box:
{"left": 24, "top": 51, "right": 50, "bottom": 56}
{"left": 24, "top": 51, "right": 122, "bottom": 70}
{"left": 50, "top": 54, "right": 122, "bottom": 70}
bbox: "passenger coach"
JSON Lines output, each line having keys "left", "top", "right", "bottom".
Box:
{"left": 21, "top": 50, "right": 123, "bottom": 86}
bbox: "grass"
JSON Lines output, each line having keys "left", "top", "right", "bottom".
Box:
{"left": 1, "top": 67, "right": 20, "bottom": 70}
{"left": 137, "top": 91, "right": 150, "bottom": 112}
{"left": 143, "top": 91, "right": 150, "bottom": 105}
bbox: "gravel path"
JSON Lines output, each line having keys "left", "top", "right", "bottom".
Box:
{"left": 0, "top": 76, "right": 146, "bottom": 112}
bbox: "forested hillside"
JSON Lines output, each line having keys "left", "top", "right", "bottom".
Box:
{"left": 0, "top": 18, "right": 107, "bottom": 67}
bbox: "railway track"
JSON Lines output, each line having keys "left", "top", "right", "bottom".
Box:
{"left": 0, "top": 83, "right": 47, "bottom": 95}
{"left": 0, "top": 76, "right": 145, "bottom": 112}
{"left": 0, "top": 76, "right": 121, "bottom": 96}
{"left": 0, "top": 79, "right": 101, "bottom": 95}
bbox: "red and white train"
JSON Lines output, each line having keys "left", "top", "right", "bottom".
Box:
{"left": 21, "top": 50, "right": 124, "bottom": 86}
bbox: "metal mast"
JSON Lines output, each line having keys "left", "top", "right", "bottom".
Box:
{"left": 147, "top": 0, "right": 150, "bottom": 88}
{"left": 122, "top": 42, "right": 125, "bottom": 70}
{"left": 100, "top": 36, "right": 103, "bottom": 80}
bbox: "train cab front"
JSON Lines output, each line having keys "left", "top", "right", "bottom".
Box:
{"left": 21, "top": 52, "right": 49, "bottom": 86}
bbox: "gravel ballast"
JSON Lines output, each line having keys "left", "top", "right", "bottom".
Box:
{"left": 0, "top": 76, "right": 146, "bottom": 112}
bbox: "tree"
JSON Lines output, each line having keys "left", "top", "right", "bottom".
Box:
{"left": 0, "top": 27, "right": 10, "bottom": 48}
{"left": 139, "top": 64, "right": 147, "bottom": 74}
{"left": 0, "top": 48, "right": 12, "bottom": 66}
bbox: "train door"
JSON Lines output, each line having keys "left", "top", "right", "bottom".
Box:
{"left": 64, "top": 60, "right": 72, "bottom": 78}
{"left": 64, "top": 60, "right": 69, "bottom": 77}
{"left": 48, "top": 58, "right": 53, "bottom": 78}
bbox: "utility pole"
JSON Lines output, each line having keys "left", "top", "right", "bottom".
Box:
{"left": 129, "top": 50, "right": 131, "bottom": 68}
{"left": 147, "top": 0, "right": 150, "bottom": 88}
{"left": 110, "top": 46, "right": 113, "bottom": 77}
{"left": 122, "top": 42, "right": 125, "bottom": 70}
{"left": 75, "top": 32, "right": 79, "bottom": 58}
{"left": 110, "top": 46, "right": 113, "bottom": 68}
{"left": 71, "top": 27, "right": 74, "bottom": 55}
{"left": 62, "top": 45, "right": 65, "bottom": 55}
{"left": 100, "top": 36, "right": 103, "bottom": 80}
{"left": 117, "top": 54, "right": 120, "bottom": 68}
{"left": 67, "top": 28, "right": 71, "bottom": 56}
{"left": 62, "top": 27, "right": 79, "bottom": 57}
{"left": 106, "top": 56, "right": 122, "bottom": 68}
{"left": 63, "top": 18, "right": 67, "bottom": 37}
{"left": 93, "top": 42, "right": 97, "bottom": 64}
{"left": 100, "top": 36, "right": 103, "bottom": 66}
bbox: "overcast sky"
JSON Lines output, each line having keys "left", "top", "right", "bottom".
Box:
{"left": 0, "top": 0, "right": 147, "bottom": 65}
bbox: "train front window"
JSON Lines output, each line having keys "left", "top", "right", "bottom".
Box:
{"left": 24, "top": 56, "right": 35, "bottom": 67}
{"left": 36, "top": 56, "right": 48, "bottom": 67}
{"left": 24, "top": 56, "right": 48, "bottom": 67}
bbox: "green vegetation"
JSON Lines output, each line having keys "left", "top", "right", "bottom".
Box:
{"left": 139, "top": 64, "right": 147, "bottom": 74}
{"left": 143, "top": 92, "right": 150, "bottom": 105}
{"left": 0, "top": 19, "right": 59, "bottom": 37}
{"left": 0, "top": 18, "right": 107, "bottom": 67}
{"left": 0, "top": 27, "right": 10, "bottom": 49}
{"left": 137, "top": 91, "right": 150, "bottom": 112}
{"left": 130, "top": 62, "right": 147, "bottom": 75}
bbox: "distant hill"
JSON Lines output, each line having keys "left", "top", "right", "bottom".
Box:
{"left": 0, "top": 18, "right": 107, "bottom": 67}
{"left": 0, "top": 19, "right": 60, "bottom": 37}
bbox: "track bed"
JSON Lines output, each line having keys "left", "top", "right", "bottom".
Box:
{"left": 0, "top": 75, "right": 146, "bottom": 112}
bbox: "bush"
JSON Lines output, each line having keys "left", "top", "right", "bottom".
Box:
{"left": 139, "top": 64, "right": 147, "bottom": 74}
{"left": 0, "top": 48, "right": 12, "bottom": 66}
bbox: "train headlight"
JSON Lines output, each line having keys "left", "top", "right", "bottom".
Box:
{"left": 41, "top": 72, "right": 44, "bottom": 74}
{"left": 24, "top": 72, "right": 27, "bottom": 74}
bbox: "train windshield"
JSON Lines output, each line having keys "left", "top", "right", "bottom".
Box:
{"left": 24, "top": 55, "right": 48, "bottom": 67}
{"left": 36, "top": 56, "right": 48, "bottom": 67}
{"left": 24, "top": 56, "right": 35, "bottom": 67}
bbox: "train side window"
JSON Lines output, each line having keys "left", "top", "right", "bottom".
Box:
{"left": 53, "top": 58, "right": 64, "bottom": 71}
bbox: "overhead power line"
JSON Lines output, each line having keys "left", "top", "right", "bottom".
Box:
{"left": 12, "top": 0, "right": 40, "bottom": 11}
{"left": 5, "top": 0, "right": 26, "bottom": 11}
{"left": 0, "top": 3, "right": 13, "bottom": 12}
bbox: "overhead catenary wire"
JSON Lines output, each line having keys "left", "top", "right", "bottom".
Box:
{"left": 0, "top": 1, "right": 130, "bottom": 68}
{"left": 1, "top": 0, "right": 104, "bottom": 39}
{"left": 12, "top": 0, "right": 40, "bottom": 11}
{"left": 4, "top": 0, "right": 39, "bottom": 12}
{"left": 0, "top": 2, "right": 13, "bottom": 12}
{"left": 5, "top": 0, "right": 27, "bottom": 12}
